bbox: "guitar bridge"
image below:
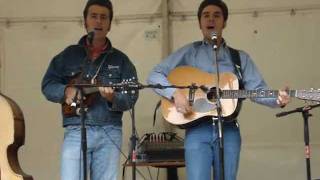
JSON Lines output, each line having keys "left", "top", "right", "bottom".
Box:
{"left": 188, "top": 83, "right": 197, "bottom": 106}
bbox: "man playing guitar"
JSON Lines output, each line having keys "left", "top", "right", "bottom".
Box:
{"left": 147, "top": 0, "right": 290, "bottom": 180}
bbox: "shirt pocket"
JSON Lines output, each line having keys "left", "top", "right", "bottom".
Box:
{"left": 99, "top": 68, "right": 122, "bottom": 84}
{"left": 63, "top": 67, "right": 82, "bottom": 83}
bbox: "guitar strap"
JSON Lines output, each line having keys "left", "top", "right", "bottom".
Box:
{"left": 228, "top": 46, "right": 244, "bottom": 90}
{"left": 228, "top": 46, "right": 245, "bottom": 120}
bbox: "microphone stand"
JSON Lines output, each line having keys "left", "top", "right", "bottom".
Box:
{"left": 70, "top": 87, "right": 88, "bottom": 180}
{"left": 129, "top": 83, "right": 197, "bottom": 180}
{"left": 211, "top": 33, "right": 225, "bottom": 180}
{"left": 130, "top": 104, "right": 137, "bottom": 180}
{"left": 71, "top": 82, "right": 197, "bottom": 180}
{"left": 74, "top": 36, "right": 93, "bottom": 180}
{"left": 78, "top": 89, "right": 88, "bottom": 180}
{"left": 276, "top": 103, "right": 320, "bottom": 180}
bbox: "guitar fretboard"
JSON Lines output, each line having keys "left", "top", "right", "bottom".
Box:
{"left": 221, "top": 90, "right": 296, "bottom": 99}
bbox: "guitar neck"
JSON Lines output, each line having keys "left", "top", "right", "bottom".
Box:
{"left": 221, "top": 90, "right": 297, "bottom": 99}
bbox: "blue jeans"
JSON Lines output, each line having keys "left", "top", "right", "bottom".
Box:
{"left": 61, "top": 125, "right": 122, "bottom": 180}
{"left": 185, "top": 121, "right": 241, "bottom": 180}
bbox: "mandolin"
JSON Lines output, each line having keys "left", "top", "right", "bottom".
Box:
{"left": 62, "top": 72, "right": 99, "bottom": 117}
{"left": 62, "top": 72, "right": 139, "bottom": 117}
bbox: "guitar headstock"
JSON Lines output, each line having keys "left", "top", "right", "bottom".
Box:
{"left": 296, "top": 89, "right": 320, "bottom": 102}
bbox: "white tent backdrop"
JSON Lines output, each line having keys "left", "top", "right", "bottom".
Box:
{"left": 0, "top": 0, "right": 320, "bottom": 179}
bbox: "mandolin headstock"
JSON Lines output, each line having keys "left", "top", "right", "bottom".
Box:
{"left": 116, "top": 77, "right": 140, "bottom": 94}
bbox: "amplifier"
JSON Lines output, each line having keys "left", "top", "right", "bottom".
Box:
{"left": 135, "top": 132, "right": 185, "bottom": 163}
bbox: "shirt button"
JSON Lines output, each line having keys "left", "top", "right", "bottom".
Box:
{"left": 108, "top": 74, "right": 112, "bottom": 77}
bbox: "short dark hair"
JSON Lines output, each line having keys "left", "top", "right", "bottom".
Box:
{"left": 197, "top": 0, "right": 228, "bottom": 22}
{"left": 83, "top": 0, "right": 113, "bottom": 22}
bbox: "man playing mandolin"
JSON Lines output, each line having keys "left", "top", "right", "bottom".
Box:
{"left": 41, "top": 0, "right": 138, "bottom": 180}
{"left": 147, "top": 0, "right": 290, "bottom": 180}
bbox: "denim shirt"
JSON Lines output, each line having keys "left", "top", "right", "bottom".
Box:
{"left": 147, "top": 40, "right": 279, "bottom": 108}
{"left": 42, "top": 36, "right": 139, "bottom": 127}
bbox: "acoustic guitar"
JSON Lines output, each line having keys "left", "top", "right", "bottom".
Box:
{"left": 160, "top": 66, "right": 320, "bottom": 127}
{"left": 0, "top": 93, "right": 33, "bottom": 180}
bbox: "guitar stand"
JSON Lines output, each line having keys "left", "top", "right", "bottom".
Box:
{"left": 276, "top": 103, "right": 320, "bottom": 180}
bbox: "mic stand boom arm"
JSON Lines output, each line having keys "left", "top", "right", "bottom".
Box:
{"left": 276, "top": 103, "right": 320, "bottom": 180}
{"left": 69, "top": 82, "right": 197, "bottom": 90}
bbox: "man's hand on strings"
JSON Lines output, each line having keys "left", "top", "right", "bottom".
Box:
{"left": 173, "top": 89, "right": 192, "bottom": 114}
{"left": 64, "top": 87, "right": 81, "bottom": 105}
{"left": 99, "top": 87, "right": 114, "bottom": 102}
{"left": 277, "top": 86, "right": 290, "bottom": 108}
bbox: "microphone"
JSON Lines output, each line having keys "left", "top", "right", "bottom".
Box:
{"left": 211, "top": 31, "right": 218, "bottom": 50}
{"left": 87, "top": 31, "right": 95, "bottom": 45}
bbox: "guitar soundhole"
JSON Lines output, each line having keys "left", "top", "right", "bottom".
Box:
{"left": 207, "top": 87, "right": 222, "bottom": 103}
